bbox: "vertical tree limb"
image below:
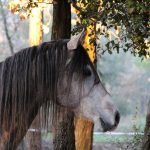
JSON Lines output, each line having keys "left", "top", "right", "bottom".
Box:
{"left": 75, "top": 24, "right": 96, "bottom": 150}
{"left": 51, "top": 1, "right": 75, "bottom": 150}
{"left": 0, "top": 0, "right": 14, "bottom": 55}
{"left": 51, "top": 0, "right": 71, "bottom": 39}
{"left": 75, "top": 117, "right": 94, "bottom": 150}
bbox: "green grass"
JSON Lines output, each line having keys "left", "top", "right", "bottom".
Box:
{"left": 93, "top": 134, "right": 133, "bottom": 143}
{"left": 93, "top": 135, "right": 128, "bottom": 143}
{"left": 42, "top": 132, "right": 142, "bottom": 144}
{"left": 42, "top": 132, "right": 142, "bottom": 145}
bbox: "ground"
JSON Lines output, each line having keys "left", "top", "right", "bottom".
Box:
{"left": 93, "top": 143, "right": 141, "bottom": 150}
{"left": 17, "top": 132, "right": 143, "bottom": 150}
{"left": 17, "top": 141, "right": 141, "bottom": 150}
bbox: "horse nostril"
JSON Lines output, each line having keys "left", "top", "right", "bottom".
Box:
{"left": 115, "top": 111, "right": 120, "bottom": 126}
{"left": 100, "top": 111, "right": 120, "bottom": 132}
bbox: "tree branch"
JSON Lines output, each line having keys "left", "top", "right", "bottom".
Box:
{"left": 0, "top": 0, "right": 14, "bottom": 55}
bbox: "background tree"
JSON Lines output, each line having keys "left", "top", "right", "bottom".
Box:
{"left": 72, "top": 1, "right": 149, "bottom": 149}
{"left": 73, "top": 1, "right": 149, "bottom": 148}
{"left": 73, "top": 0, "right": 149, "bottom": 58}
{"left": 51, "top": 2, "right": 97, "bottom": 149}
{"left": 0, "top": 0, "right": 20, "bottom": 55}
{"left": 0, "top": 3, "right": 14, "bottom": 55}
{"left": 73, "top": 4, "right": 97, "bottom": 148}
{"left": 51, "top": 1, "right": 76, "bottom": 150}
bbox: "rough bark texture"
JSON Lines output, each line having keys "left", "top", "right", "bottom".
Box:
{"left": 75, "top": 117, "right": 94, "bottom": 150}
{"left": 51, "top": 0, "right": 71, "bottom": 40}
{"left": 27, "top": 8, "right": 43, "bottom": 150}
{"left": 143, "top": 100, "right": 150, "bottom": 150}
{"left": 51, "top": 1, "right": 75, "bottom": 150}
{"left": 52, "top": 109, "right": 75, "bottom": 150}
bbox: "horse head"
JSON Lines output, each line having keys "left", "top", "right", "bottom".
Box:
{"left": 57, "top": 30, "right": 120, "bottom": 132}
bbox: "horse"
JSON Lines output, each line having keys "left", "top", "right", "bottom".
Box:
{"left": 0, "top": 31, "right": 120, "bottom": 149}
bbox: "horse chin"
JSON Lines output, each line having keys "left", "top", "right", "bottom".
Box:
{"left": 101, "top": 126, "right": 117, "bottom": 132}
{"left": 96, "top": 122, "right": 116, "bottom": 132}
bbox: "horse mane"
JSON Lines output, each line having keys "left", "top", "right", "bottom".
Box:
{"left": 0, "top": 40, "right": 100, "bottom": 132}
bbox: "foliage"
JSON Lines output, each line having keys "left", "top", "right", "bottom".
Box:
{"left": 7, "top": 0, "right": 149, "bottom": 58}
{"left": 0, "top": 0, "right": 29, "bottom": 58}
{"left": 7, "top": 0, "right": 55, "bottom": 20}
{"left": 73, "top": 0, "right": 149, "bottom": 59}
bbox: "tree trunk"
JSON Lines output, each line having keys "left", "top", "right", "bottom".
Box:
{"left": 143, "top": 100, "right": 150, "bottom": 150}
{"left": 26, "top": 8, "right": 43, "bottom": 150}
{"left": 52, "top": 109, "right": 75, "bottom": 150}
{"left": 29, "top": 8, "right": 43, "bottom": 46}
{"left": 75, "top": 117, "right": 94, "bottom": 150}
{"left": 75, "top": 24, "right": 96, "bottom": 150}
{"left": 52, "top": 2, "right": 96, "bottom": 149}
{"left": 51, "top": 1, "right": 75, "bottom": 150}
{"left": 51, "top": 0, "right": 71, "bottom": 40}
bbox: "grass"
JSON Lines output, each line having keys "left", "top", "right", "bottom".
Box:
{"left": 42, "top": 132, "right": 142, "bottom": 144}
{"left": 93, "top": 134, "right": 132, "bottom": 143}
{"left": 93, "top": 133, "right": 144, "bottom": 144}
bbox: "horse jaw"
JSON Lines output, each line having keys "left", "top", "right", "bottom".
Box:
{"left": 73, "top": 86, "right": 120, "bottom": 132}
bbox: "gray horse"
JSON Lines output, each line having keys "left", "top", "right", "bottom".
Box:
{"left": 0, "top": 31, "right": 120, "bottom": 149}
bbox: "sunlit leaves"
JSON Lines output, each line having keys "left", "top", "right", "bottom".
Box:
{"left": 8, "top": 1, "right": 20, "bottom": 13}
{"left": 73, "top": 0, "right": 150, "bottom": 58}
{"left": 7, "top": 0, "right": 150, "bottom": 58}
{"left": 8, "top": 0, "right": 54, "bottom": 20}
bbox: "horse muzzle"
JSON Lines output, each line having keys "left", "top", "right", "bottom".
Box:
{"left": 100, "top": 111, "right": 120, "bottom": 132}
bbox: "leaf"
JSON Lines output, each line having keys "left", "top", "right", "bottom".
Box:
{"left": 108, "top": 49, "right": 112, "bottom": 54}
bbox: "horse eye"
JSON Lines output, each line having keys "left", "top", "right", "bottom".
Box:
{"left": 83, "top": 67, "right": 92, "bottom": 77}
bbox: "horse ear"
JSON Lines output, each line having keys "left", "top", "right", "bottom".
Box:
{"left": 67, "top": 29, "right": 86, "bottom": 50}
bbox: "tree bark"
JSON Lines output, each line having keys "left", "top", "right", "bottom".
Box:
{"left": 75, "top": 117, "right": 94, "bottom": 150}
{"left": 75, "top": 24, "right": 96, "bottom": 150}
{"left": 51, "top": 1, "right": 75, "bottom": 150}
{"left": 52, "top": 2, "right": 97, "bottom": 150}
{"left": 26, "top": 8, "right": 43, "bottom": 150}
{"left": 72, "top": 4, "right": 96, "bottom": 149}
{"left": 143, "top": 100, "right": 150, "bottom": 150}
{"left": 52, "top": 109, "right": 75, "bottom": 150}
{"left": 51, "top": 0, "right": 71, "bottom": 40}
